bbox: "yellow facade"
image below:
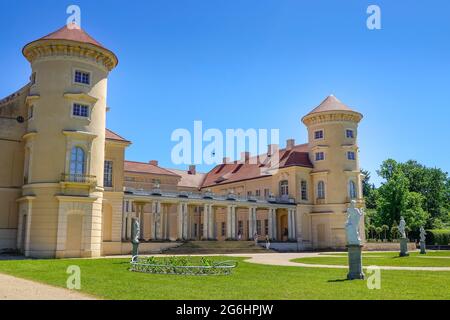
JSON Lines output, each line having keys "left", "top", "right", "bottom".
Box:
{"left": 0, "top": 24, "right": 365, "bottom": 258}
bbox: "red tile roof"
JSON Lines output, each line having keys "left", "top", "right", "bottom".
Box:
{"left": 201, "top": 143, "right": 312, "bottom": 188}
{"left": 39, "top": 23, "right": 105, "bottom": 49}
{"left": 105, "top": 128, "right": 130, "bottom": 143}
{"left": 124, "top": 161, "right": 181, "bottom": 177}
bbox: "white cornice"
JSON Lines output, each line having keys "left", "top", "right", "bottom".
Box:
{"left": 64, "top": 92, "right": 98, "bottom": 104}
{"left": 62, "top": 130, "right": 98, "bottom": 140}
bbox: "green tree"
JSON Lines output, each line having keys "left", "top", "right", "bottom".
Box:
{"left": 361, "top": 168, "right": 379, "bottom": 209}
{"left": 391, "top": 222, "right": 399, "bottom": 240}
{"left": 375, "top": 227, "right": 382, "bottom": 241}
{"left": 381, "top": 225, "right": 389, "bottom": 240}
{"left": 376, "top": 170, "right": 410, "bottom": 228}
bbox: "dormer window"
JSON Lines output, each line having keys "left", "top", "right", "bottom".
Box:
{"left": 315, "top": 152, "right": 325, "bottom": 161}
{"left": 346, "top": 129, "right": 354, "bottom": 138}
{"left": 74, "top": 70, "right": 90, "bottom": 85}
{"left": 314, "top": 130, "right": 324, "bottom": 140}
{"left": 347, "top": 151, "right": 356, "bottom": 160}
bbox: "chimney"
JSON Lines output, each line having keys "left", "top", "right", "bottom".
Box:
{"left": 149, "top": 160, "right": 158, "bottom": 166}
{"left": 286, "top": 139, "right": 295, "bottom": 150}
{"left": 188, "top": 165, "right": 196, "bottom": 175}
{"left": 240, "top": 152, "right": 250, "bottom": 163}
{"left": 267, "top": 144, "right": 279, "bottom": 156}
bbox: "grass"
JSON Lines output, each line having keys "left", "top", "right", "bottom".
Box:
{"left": 0, "top": 255, "right": 450, "bottom": 299}
{"left": 292, "top": 251, "right": 450, "bottom": 267}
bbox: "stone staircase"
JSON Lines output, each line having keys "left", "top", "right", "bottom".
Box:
{"left": 161, "top": 241, "right": 273, "bottom": 254}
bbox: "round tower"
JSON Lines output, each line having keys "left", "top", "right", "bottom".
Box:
{"left": 20, "top": 23, "right": 118, "bottom": 258}
{"left": 301, "top": 95, "right": 364, "bottom": 248}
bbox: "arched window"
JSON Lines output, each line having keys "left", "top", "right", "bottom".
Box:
{"left": 349, "top": 180, "right": 357, "bottom": 199}
{"left": 317, "top": 181, "right": 325, "bottom": 199}
{"left": 280, "top": 180, "right": 289, "bottom": 196}
{"left": 70, "top": 147, "right": 85, "bottom": 178}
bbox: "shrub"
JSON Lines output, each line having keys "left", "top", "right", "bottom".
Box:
{"left": 426, "top": 229, "right": 450, "bottom": 245}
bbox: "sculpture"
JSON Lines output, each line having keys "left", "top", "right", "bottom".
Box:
{"left": 419, "top": 226, "right": 426, "bottom": 254}
{"left": 398, "top": 216, "right": 409, "bottom": 257}
{"left": 345, "top": 200, "right": 363, "bottom": 245}
{"left": 420, "top": 226, "right": 426, "bottom": 242}
{"left": 345, "top": 200, "right": 364, "bottom": 280}
{"left": 399, "top": 216, "right": 406, "bottom": 238}
{"left": 131, "top": 217, "right": 140, "bottom": 257}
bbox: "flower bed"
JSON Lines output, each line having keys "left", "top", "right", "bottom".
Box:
{"left": 130, "top": 256, "right": 238, "bottom": 275}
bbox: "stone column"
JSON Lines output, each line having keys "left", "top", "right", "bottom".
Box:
{"left": 203, "top": 203, "right": 209, "bottom": 239}
{"left": 177, "top": 202, "right": 183, "bottom": 240}
{"left": 269, "top": 208, "right": 277, "bottom": 241}
{"left": 288, "top": 209, "right": 296, "bottom": 241}
{"left": 226, "top": 205, "right": 233, "bottom": 239}
{"left": 208, "top": 205, "right": 215, "bottom": 239}
{"left": 182, "top": 203, "right": 188, "bottom": 240}
{"left": 230, "top": 206, "right": 237, "bottom": 239}
{"left": 153, "top": 201, "right": 162, "bottom": 240}
{"left": 248, "top": 207, "right": 257, "bottom": 238}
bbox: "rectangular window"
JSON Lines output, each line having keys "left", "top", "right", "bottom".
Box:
{"left": 347, "top": 151, "right": 356, "bottom": 160}
{"left": 125, "top": 201, "right": 129, "bottom": 212}
{"left": 74, "top": 70, "right": 90, "bottom": 85}
{"left": 301, "top": 180, "right": 308, "bottom": 201}
{"left": 247, "top": 191, "right": 252, "bottom": 197}
{"left": 255, "top": 189, "right": 261, "bottom": 197}
{"left": 314, "top": 130, "right": 324, "bottom": 139}
{"left": 264, "top": 188, "right": 270, "bottom": 198}
{"left": 256, "top": 220, "right": 262, "bottom": 235}
{"left": 264, "top": 219, "right": 269, "bottom": 235}
{"left": 104, "top": 160, "right": 113, "bottom": 187}
{"left": 194, "top": 223, "right": 198, "bottom": 237}
{"left": 221, "top": 222, "right": 226, "bottom": 237}
{"left": 73, "top": 103, "right": 89, "bottom": 118}
{"left": 346, "top": 129, "right": 354, "bottom": 138}
{"left": 315, "top": 152, "right": 325, "bottom": 161}
{"left": 238, "top": 221, "right": 244, "bottom": 236}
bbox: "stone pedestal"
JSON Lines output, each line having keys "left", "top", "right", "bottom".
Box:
{"left": 420, "top": 241, "right": 426, "bottom": 254}
{"left": 399, "top": 237, "right": 409, "bottom": 257}
{"left": 347, "top": 244, "right": 365, "bottom": 280}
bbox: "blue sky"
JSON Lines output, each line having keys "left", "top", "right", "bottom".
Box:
{"left": 1, "top": 0, "right": 449, "bottom": 186}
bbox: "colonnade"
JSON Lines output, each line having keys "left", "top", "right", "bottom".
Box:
{"left": 122, "top": 198, "right": 298, "bottom": 242}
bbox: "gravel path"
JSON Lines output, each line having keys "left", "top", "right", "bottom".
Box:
{"left": 0, "top": 273, "right": 96, "bottom": 300}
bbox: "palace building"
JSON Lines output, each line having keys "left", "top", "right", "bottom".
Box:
{"left": 0, "top": 24, "right": 365, "bottom": 258}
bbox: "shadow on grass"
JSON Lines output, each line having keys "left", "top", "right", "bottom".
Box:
{"left": 327, "top": 278, "right": 349, "bottom": 283}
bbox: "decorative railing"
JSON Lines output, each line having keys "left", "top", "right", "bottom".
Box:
{"left": 61, "top": 173, "right": 97, "bottom": 184}
{"left": 124, "top": 187, "right": 297, "bottom": 205}
{"left": 130, "top": 256, "right": 238, "bottom": 276}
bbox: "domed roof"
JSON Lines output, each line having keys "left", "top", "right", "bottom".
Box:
{"left": 301, "top": 95, "right": 363, "bottom": 124}
{"left": 37, "top": 23, "right": 105, "bottom": 49}
{"left": 22, "top": 23, "right": 118, "bottom": 70}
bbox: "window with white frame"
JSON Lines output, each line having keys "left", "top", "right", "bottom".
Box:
{"left": 72, "top": 103, "right": 90, "bottom": 118}
{"left": 280, "top": 180, "right": 289, "bottom": 196}
{"left": 347, "top": 151, "right": 356, "bottom": 160}
{"left": 255, "top": 189, "right": 261, "bottom": 197}
{"left": 247, "top": 191, "right": 252, "bottom": 197}
{"left": 264, "top": 188, "right": 270, "bottom": 198}
{"left": 221, "top": 222, "right": 226, "bottom": 237}
{"left": 315, "top": 152, "right": 325, "bottom": 161}
{"left": 74, "top": 70, "right": 90, "bottom": 85}
{"left": 349, "top": 180, "right": 357, "bottom": 199}
{"left": 314, "top": 130, "right": 324, "bottom": 140}
{"left": 256, "top": 220, "right": 262, "bottom": 235}
{"left": 264, "top": 219, "right": 269, "bottom": 235}
{"left": 301, "top": 180, "right": 308, "bottom": 201}
{"left": 346, "top": 129, "right": 354, "bottom": 138}
{"left": 317, "top": 181, "right": 325, "bottom": 199}
{"left": 104, "top": 160, "right": 113, "bottom": 187}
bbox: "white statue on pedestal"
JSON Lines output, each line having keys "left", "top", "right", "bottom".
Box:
{"left": 399, "top": 216, "right": 407, "bottom": 239}
{"left": 345, "top": 200, "right": 363, "bottom": 246}
{"left": 420, "top": 226, "right": 426, "bottom": 242}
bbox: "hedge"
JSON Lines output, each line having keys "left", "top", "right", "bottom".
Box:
{"left": 426, "top": 229, "right": 450, "bottom": 245}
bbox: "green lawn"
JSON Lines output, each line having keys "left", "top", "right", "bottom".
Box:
{"left": 0, "top": 256, "right": 450, "bottom": 299}
{"left": 292, "top": 251, "right": 450, "bottom": 267}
